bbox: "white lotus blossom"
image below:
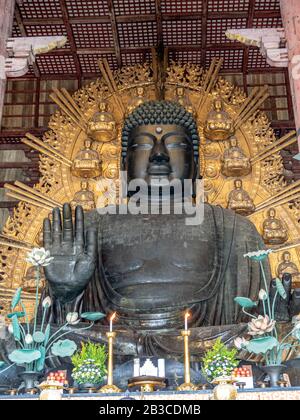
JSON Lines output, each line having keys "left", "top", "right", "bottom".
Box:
{"left": 8, "top": 324, "right": 13, "bottom": 334}
{"left": 258, "top": 289, "right": 268, "bottom": 301}
{"left": 42, "top": 296, "right": 52, "bottom": 308}
{"left": 25, "top": 334, "right": 33, "bottom": 344}
{"left": 26, "top": 248, "right": 54, "bottom": 267}
{"left": 234, "top": 337, "right": 249, "bottom": 350}
{"left": 66, "top": 312, "right": 79, "bottom": 325}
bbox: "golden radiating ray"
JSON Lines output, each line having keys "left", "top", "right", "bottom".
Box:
{"left": 251, "top": 130, "right": 296, "bottom": 163}
{"left": 271, "top": 240, "right": 300, "bottom": 254}
{"left": 5, "top": 183, "right": 62, "bottom": 208}
{"left": 234, "top": 89, "right": 269, "bottom": 129}
{"left": 256, "top": 185, "right": 300, "bottom": 211}
{"left": 61, "top": 88, "right": 89, "bottom": 124}
{"left": 256, "top": 178, "right": 300, "bottom": 209}
{"left": 197, "top": 58, "right": 223, "bottom": 112}
{"left": 0, "top": 240, "right": 32, "bottom": 252}
{"left": 251, "top": 136, "right": 297, "bottom": 164}
{"left": 50, "top": 92, "right": 87, "bottom": 132}
{"left": 0, "top": 234, "right": 34, "bottom": 251}
{"left": 234, "top": 86, "right": 267, "bottom": 124}
{"left": 53, "top": 88, "right": 85, "bottom": 124}
{"left": 23, "top": 134, "right": 72, "bottom": 166}
{"left": 98, "top": 59, "right": 125, "bottom": 116}
{"left": 5, "top": 190, "right": 54, "bottom": 212}
{"left": 249, "top": 190, "right": 300, "bottom": 217}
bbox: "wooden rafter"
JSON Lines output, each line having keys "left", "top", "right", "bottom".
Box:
{"left": 107, "top": 0, "right": 122, "bottom": 68}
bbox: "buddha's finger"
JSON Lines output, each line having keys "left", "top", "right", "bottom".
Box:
{"left": 75, "top": 205, "right": 84, "bottom": 249}
{"left": 86, "top": 229, "right": 97, "bottom": 259}
{"left": 62, "top": 203, "right": 73, "bottom": 243}
{"left": 43, "top": 218, "right": 52, "bottom": 249}
{"left": 52, "top": 207, "right": 62, "bottom": 246}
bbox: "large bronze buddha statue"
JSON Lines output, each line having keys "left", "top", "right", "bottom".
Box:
{"left": 41, "top": 101, "right": 269, "bottom": 353}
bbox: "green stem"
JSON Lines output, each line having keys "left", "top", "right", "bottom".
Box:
{"left": 271, "top": 290, "right": 279, "bottom": 321}
{"left": 46, "top": 322, "right": 94, "bottom": 353}
{"left": 46, "top": 322, "right": 69, "bottom": 348}
{"left": 33, "top": 266, "right": 40, "bottom": 335}
{"left": 262, "top": 299, "right": 266, "bottom": 316}
{"left": 40, "top": 306, "right": 48, "bottom": 333}
{"left": 0, "top": 362, "right": 16, "bottom": 375}
{"left": 20, "top": 301, "right": 30, "bottom": 335}
{"left": 242, "top": 307, "right": 256, "bottom": 319}
{"left": 260, "top": 260, "right": 272, "bottom": 317}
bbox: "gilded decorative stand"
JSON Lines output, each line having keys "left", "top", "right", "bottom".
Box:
{"left": 177, "top": 330, "right": 198, "bottom": 391}
{"left": 99, "top": 331, "right": 121, "bottom": 393}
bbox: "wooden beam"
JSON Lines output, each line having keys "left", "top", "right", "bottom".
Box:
{"left": 107, "top": 0, "right": 122, "bottom": 67}
{"left": 242, "top": 0, "right": 255, "bottom": 93}
{"left": 59, "top": 0, "right": 82, "bottom": 83}
{"left": 155, "top": 0, "right": 163, "bottom": 48}
{"left": 201, "top": 0, "right": 208, "bottom": 68}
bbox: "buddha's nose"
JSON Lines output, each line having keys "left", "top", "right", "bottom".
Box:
{"left": 149, "top": 141, "right": 170, "bottom": 163}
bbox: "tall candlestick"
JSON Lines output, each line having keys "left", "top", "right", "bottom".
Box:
{"left": 184, "top": 311, "right": 190, "bottom": 331}
{"left": 99, "top": 331, "right": 121, "bottom": 393}
{"left": 177, "top": 329, "right": 198, "bottom": 391}
{"left": 109, "top": 312, "right": 116, "bottom": 332}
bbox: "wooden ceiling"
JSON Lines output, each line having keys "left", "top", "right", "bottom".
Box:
{"left": 12, "top": 0, "right": 283, "bottom": 79}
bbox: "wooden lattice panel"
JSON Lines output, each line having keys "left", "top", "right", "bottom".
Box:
{"left": 162, "top": 20, "right": 202, "bottom": 46}
{"left": 65, "top": 0, "right": 109, "bottom": 17}
{"left": 248, "top": 48, "right": 270, "bottom": 69}
{"left": 161, "top": 0, "right": 203, "bottom": 13}
{"left": 121, "top": 51, "right": 151, "bottom": 66}
{"left": 24, "top": 24, "right": 70, "bottom": 49}
{"left": 169, "top": 50, "right": 202, "bottom": 65}
{"left": 71, "top": 23, "right": 114, "bottom": 49}
{"left": 208, "top": 0, "right": 250, "bottom": 12}
{"left": 18, "top": 0, "right": 63, "bottom": 19}
{"left": 35, "top": 55, "right": 77, "bottom": 75}
{"left": 117, "top": 21, "right": 157, "bottom": 48}
{"left": 254, "top": 0, "right": 280, "bottom": 11}
{"left": 206, "top": 49, "right": 244, "bottom": 70}
{"left": 114, "top": 0, "right": 156, "bottom": 15}
{"left": 207, "top": 17, "right": 247, "bottom": 44}
{"left": 252, "top": 16, "right": 283, "bottom": 27}
{"left": 78, "top": 54, "right": 118, "bottom": 73}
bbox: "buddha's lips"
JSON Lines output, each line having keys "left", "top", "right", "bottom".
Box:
{"left": 147, "top": 163, "right": 171, "bottom": 176}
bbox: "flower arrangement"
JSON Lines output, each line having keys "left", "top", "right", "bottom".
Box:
{"left": 0, "top": 248, "right": 105, "bottom": 377}
{"left": 71, "top": 342, "right": 107, "bottom": 386}
{"left": 202, "top": 337, "right": 239, "bottom": 382}
{"left": 234, "top": 249, "right": 300, "bottom": 366}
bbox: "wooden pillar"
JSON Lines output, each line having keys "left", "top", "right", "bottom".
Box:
{"left": 280, "top": 0, "right": 300, "bottom": 150}
{"left": 0, "top": 0, "right": 15, "bottom": 127}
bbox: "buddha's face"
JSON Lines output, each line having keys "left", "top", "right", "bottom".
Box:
{"left": 234, "top": 179, "right": 242, "bottom": 189}
{"left": 136, "top": 87, "right": 144, "bottom": 96}
{"left": 176, "top": 87, "right": 184, "bottom": 97}
{"left": 283, "top": 252, "right": 291, "bottom": 262}
{"left": 268, "top": 208, "right": 276, "bottom": 218}
{"left": 230, "top": 137, "right": 237, "bottom": 147}
{"left": 125, "top": 124, "right": 195, "bottom": 185}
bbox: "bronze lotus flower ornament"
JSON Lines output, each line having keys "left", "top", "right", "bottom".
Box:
{"left": 248, "top": 315, "right": 276, "bottom": 336}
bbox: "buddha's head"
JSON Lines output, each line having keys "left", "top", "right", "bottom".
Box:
{"left": 176, "top": 86, "right": 184, "bottom": 97}
{"left": 283, "top": 251, "right": 291, "bottom": 263}
{"left": 268, "top": 207, "right": 276, "bottom": 218}
{"left": 234, "top": 179, "right": 242, "bottom": 189}
{"left": 99, "top": 101, "right": 108, "bottom": 113}
{"left": 121, "top": 100, "right": 199, "bottom": 188}
{"left": 136, "top": 86, "right": 144, "bottom": 97}
{"left": 230, "top": 137, "right": 238, "bottom": 147}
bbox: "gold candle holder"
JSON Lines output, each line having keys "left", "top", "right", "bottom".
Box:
{"left": 177, "top": 330, "right": 198, "bottom": 391}
{"left": 99, "top": 331, "right": 121, "bottom": 393}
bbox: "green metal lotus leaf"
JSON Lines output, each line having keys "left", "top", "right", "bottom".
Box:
{"left": 11, "top": 314, "right": 21, "bottom": 341}
{"left": 51, "top": 339, "right": 77, "bottom": 357}
{"left": 0, "top": 361, "right": 5, "bottom": 368}
{"left": 11, "top": 287, "right": 22, "bottom": 310}
{"left": 293, "top": 328, "right": 300, "bottom": 340}
{"left": 33, "top": 331, "right": 45, "bottom": 344}
{"left": 7, "top": 311, "right": 25, "bottom": 319}
{"left": 8, "top": 349, "right": 41, "bottom": 364}
{"left": 36, "top": 346, "right": 46, "bottom": 372}
{"left": 245, "top": 336, "right": 278, "bottom": 355}
{"left": 275, "top": 278, "right": 287, "bottom": 299}
{"left": 234, "top": 297, "right": 257, "bottom": 309}
{"left": 80, "top": 312, "right": 106, "bottom": 321}
{"left": 44, "top": 324, "right": 51, "bottom": 346}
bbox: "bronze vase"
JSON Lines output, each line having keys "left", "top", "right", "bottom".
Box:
{"left": 261, "top": 365, "right": 286, "bottom": 388}
{"left": 19, "top": 371, "right": 42, "bottom": 393}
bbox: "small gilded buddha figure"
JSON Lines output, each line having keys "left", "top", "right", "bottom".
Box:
{"left": 204, "top": 97, "right": 234, "bottom": 141}
{"left": 277, "top": 251, "right": 300, "bottom": 288}
{"left": 221, "top": 136, "right": 251, "bottom": 177}
{"left": 71, "top": 138, "right": 101, "bottom": 179}
{"left": 227, "top": 179, "right": 255, "bottom": 216}
{"left": 70, "top": 180, "right": 95, "bottom": 212}
{"left": 174, "top": 86, "right": 195, "bottom": 116}
{"left": 127, "top": 86, "right": 146, "bottom": 115}
{"left": 262, "top": 208, "right": 288, "bottom": 245}
{"left": 23, "top": 266, "right": 46, "bottom": 293}
{"left": 88, "top": 100, "right": 116, "bottom": 143}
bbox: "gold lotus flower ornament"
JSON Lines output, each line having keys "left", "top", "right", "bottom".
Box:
{"left": 26, "top": 248, "right": 54, "bottom": 267}
{"left": 248, "top": 315, "right": 276, "bottom": 336}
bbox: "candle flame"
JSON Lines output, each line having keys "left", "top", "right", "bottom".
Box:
{"left": 110, "top": 312, "right": 116, "bottom": 322}
{"left": 185, "top": 311, "right": 190, "bottom": 320}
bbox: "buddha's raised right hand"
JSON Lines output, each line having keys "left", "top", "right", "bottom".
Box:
{"left": 43, "top": 203, "right": 97, "bottom": 303}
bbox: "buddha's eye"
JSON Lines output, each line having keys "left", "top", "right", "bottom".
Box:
{"left": 130, "top": 143, "right": 152, "bottom": 150}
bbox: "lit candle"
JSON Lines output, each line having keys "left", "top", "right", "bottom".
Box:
{"left": 109, "top": 312, "right": 116, "bottom": 332}
{"left": 184, "top": 311, "right": 190, "bottom": 331}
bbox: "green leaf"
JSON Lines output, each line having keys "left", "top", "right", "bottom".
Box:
{"left": 7, "top": 311, "right": 25, "bottom": 319}
{"left": 8, "top": 349, "right": 41, "bottom": 365}
{"left": 51, "top": 339, "right": 77, "bottom": 357}
{"left": 275, "top": 278, "right": 287, "bottom": 299}
{"left": 80, "top": 312, "right": 106, "bottom": 321}
{"left": 36, "top": 346, "right": 46, "bottom": 372}
{"left": 245, "top": 336, "right": 278, "bottom": 355}
{"left": 11, "top": 287, "right": 22, "bottom": 310}
{"left": 33, "top": 331, "right": 45, "bottom": 344}
{"left": 44, "top": 324, "right": 51, "bottom": 346}
{"left": 234, "top": 297, "right": 257, "bottom": 309}
{"left": 0, "top": 361, "right": 5, "bottom": 368}
{"left": 11, "top": 315, "right": 21, "bottom": 341}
